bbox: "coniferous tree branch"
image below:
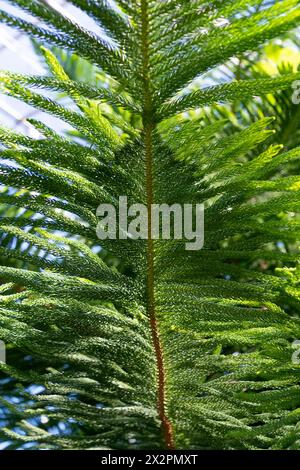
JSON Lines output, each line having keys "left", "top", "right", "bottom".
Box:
{"left": 0, "top": 0, "right": 299, "bottom": 450}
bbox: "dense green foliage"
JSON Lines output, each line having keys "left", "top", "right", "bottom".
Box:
{"left": 0, "top": 0, "right": 300, "bottom": 450}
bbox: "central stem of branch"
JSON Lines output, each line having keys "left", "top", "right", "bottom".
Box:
{"left": 141, "top": 0, "right": 175, "bottom": 450}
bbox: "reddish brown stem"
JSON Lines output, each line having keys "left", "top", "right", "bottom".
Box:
{"left": 141, "top": 0, "right": 175, "bottom": 450}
